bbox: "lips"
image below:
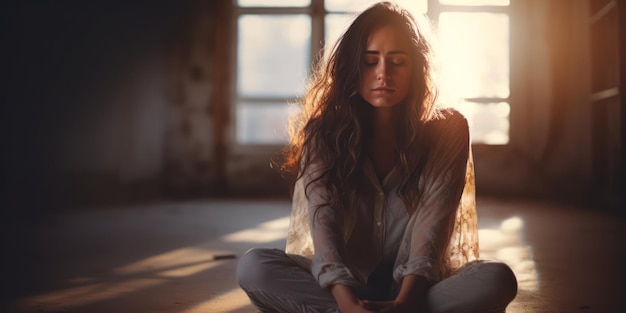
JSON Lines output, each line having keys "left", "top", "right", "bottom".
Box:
{"left": 372, "top": 87, "right": 396, "bottom": 92}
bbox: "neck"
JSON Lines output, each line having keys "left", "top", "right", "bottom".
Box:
{"left": 371, "top": 107, "right": 400, "bottom": 142}
{"left": 368, "top": 107, "right": 401, "bottom": 180}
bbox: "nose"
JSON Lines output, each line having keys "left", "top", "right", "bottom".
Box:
{"left": 376, "top": 59, "right": 391, "bottom": 81}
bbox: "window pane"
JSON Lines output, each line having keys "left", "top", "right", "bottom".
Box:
{"left": 325, "top": 14, "right": 354, "bottom": 48}
{"left": 439, "top": 12, "right": 509, "bottom": 99}
{"left": 237, "top": 15, "right": 310, "bottom": 97}
{"left": 452, "top": 102, "right": 510, "bottom": 144}
{"left": 324, "top": 0, "right": 427, "bottom": 48}
{"left": 238, "top": 0, "right": 310, "bottom": 7}
{"left": 237, "top": 102, "right": 299, "bottom": 144}
{"left": 439, "top": 0, "right": 509, "bottom": 5}
{"left": 326, "top": 0, "right": 426, "bottom": 15}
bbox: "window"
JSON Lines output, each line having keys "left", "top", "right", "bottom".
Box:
{"left": 235, "top": 2, "right": 312, "bottom": 145}
{"left": 234, "top": 0, "right": 511, "bottom": 145}
{"left": 433, "top": 0, "right": 511, "bottom": 144}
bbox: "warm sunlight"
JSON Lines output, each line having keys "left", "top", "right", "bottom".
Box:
{"left": 113, "top": 246, "right": 219, "bottom": 275}
{"left": 11, "top": 246, "right": 233, "bottom": 312}
{"left": 479, "top": 216, "right": 539, "bottom": 292}
{"left": 222, "top": 216, "right": 290, "bottom": 243}
{"left": 438, "top": 11, "right": 511, "bottom": 144}
{"left": 181, "top": 288, "right": 252, "bottom": 313}
{"left": 12, "top": 278, "right": 166, "bottom": 312}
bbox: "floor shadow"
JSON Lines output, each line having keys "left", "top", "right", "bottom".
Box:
{"left": 4, "top": 199, "right": 291, "bottom": 313}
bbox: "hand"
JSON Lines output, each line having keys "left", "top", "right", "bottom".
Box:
{"left": 331, "top": 284, "right": 376, "bottom": 313}
{"left": 361, "top": 300, "right": 413, "bottom": 313}
{"left": 338, "top": 299, "right": 377, "bottom": 313}
{"left": 363, "top": 274, "right": 426, "bottom": 313}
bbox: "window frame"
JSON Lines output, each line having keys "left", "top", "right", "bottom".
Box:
{"left": 230, "top": 0, "right": 516, "bottom": 153}
{"left": 230, "top": 0, "right": 324, "bottom": 154}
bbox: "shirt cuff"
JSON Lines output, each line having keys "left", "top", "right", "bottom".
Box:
{"left": 312, "top": 261, "right": 360, "bottom": 288}
{"left": 393, "top": 256, "right": 441, "bottom": 284}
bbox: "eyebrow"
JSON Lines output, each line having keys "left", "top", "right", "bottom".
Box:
{"left": 365, "top": 50, "right": 408, "bottom": 55}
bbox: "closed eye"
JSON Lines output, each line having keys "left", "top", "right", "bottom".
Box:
{"left": 364, "top": 56, "right": 378, "bottom": 66}
{"left": 390, "top": 56, "right": 407, "bottom": 66}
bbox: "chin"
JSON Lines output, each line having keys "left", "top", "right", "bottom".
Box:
{"left": 368, "top": 100, "right": 402, "bottom": 108}
{"left": 372, "top": 105, "right": 398, "bottom": 109}
{"left": 360, "top": 94, "right": 406, "bottom": 108}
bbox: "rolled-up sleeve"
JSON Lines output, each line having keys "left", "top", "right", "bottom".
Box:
{"left": 393, "top": 110, "right": 470, "bottom": 284}
{"left": 304, "top": 161, "right": 362, "bottom": 288}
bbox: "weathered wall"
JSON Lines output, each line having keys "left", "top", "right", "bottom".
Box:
{"left": 474, "top": 0, "right": 593, "bottom": 203}
{"left": 164, "top": 1, "right": 231, "bottom": 198}
{"left": 1, "top": 0, "right": 613, "bottom": 215}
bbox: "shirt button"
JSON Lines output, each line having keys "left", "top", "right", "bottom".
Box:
{"left": 377, "top": 221, "right": 381, "bottom": 226}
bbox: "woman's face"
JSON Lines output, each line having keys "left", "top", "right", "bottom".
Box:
{"left": 359, "top": 25, "right": 413, "bottom": 109}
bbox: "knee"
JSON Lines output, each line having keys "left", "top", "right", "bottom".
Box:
{"left": 481, "top": 262, "right": 518, "bottom": 301}
{"left": 236, "top": 248, "right": 276, "bottom": 288}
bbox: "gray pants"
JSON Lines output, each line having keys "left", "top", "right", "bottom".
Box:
{"left": 236, "top": 248, "right": 518, "bottom": 313}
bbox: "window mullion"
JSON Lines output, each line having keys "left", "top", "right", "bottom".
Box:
{"left": 238, "top": 97, "right": 297, "bottom": 103}
{"left": 311, "top": 0, "right": 325, "bottom": 69}
{"left": 237, "top": 7, "right": 310, "bottom": 15}
{"left": 466, "top": 97, "right": 510, "bottom": 103}
{"left": 437, "top": 5, "right": 509, "bottom": 13}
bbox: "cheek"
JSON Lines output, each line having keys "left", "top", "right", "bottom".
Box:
{"left": 398, "top": 71, "right": 412, "bottom": 91}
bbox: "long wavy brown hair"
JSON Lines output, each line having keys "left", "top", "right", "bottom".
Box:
{"left": 282, "top": 2, "right": 440, "bottom": 236}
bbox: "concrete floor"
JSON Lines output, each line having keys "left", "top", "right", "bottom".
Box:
{"left": 2, "top": 197, "right": 625, "bottom": 313}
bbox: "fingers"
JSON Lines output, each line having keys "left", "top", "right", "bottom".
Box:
{"left": 361, "top": 300, "right": 394, "bottom": 311}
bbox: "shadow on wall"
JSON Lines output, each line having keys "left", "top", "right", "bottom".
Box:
{"left": 1, "top": 1, "right": 192, "bottom": 215}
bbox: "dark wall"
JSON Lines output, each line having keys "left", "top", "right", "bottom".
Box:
{"left": 1, "top": 1, "right": 187, "bottom": 219}
{"left": 1, "top": 1, "right": 195, "bottom": 303}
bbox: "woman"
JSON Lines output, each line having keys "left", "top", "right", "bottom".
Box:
{"left": 237, "top": 2, "right": 517, "bottom": 312}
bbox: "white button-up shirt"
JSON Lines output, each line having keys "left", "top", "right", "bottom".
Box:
{"left": 285, "top": 109, "right": 479, "bottom": 291}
